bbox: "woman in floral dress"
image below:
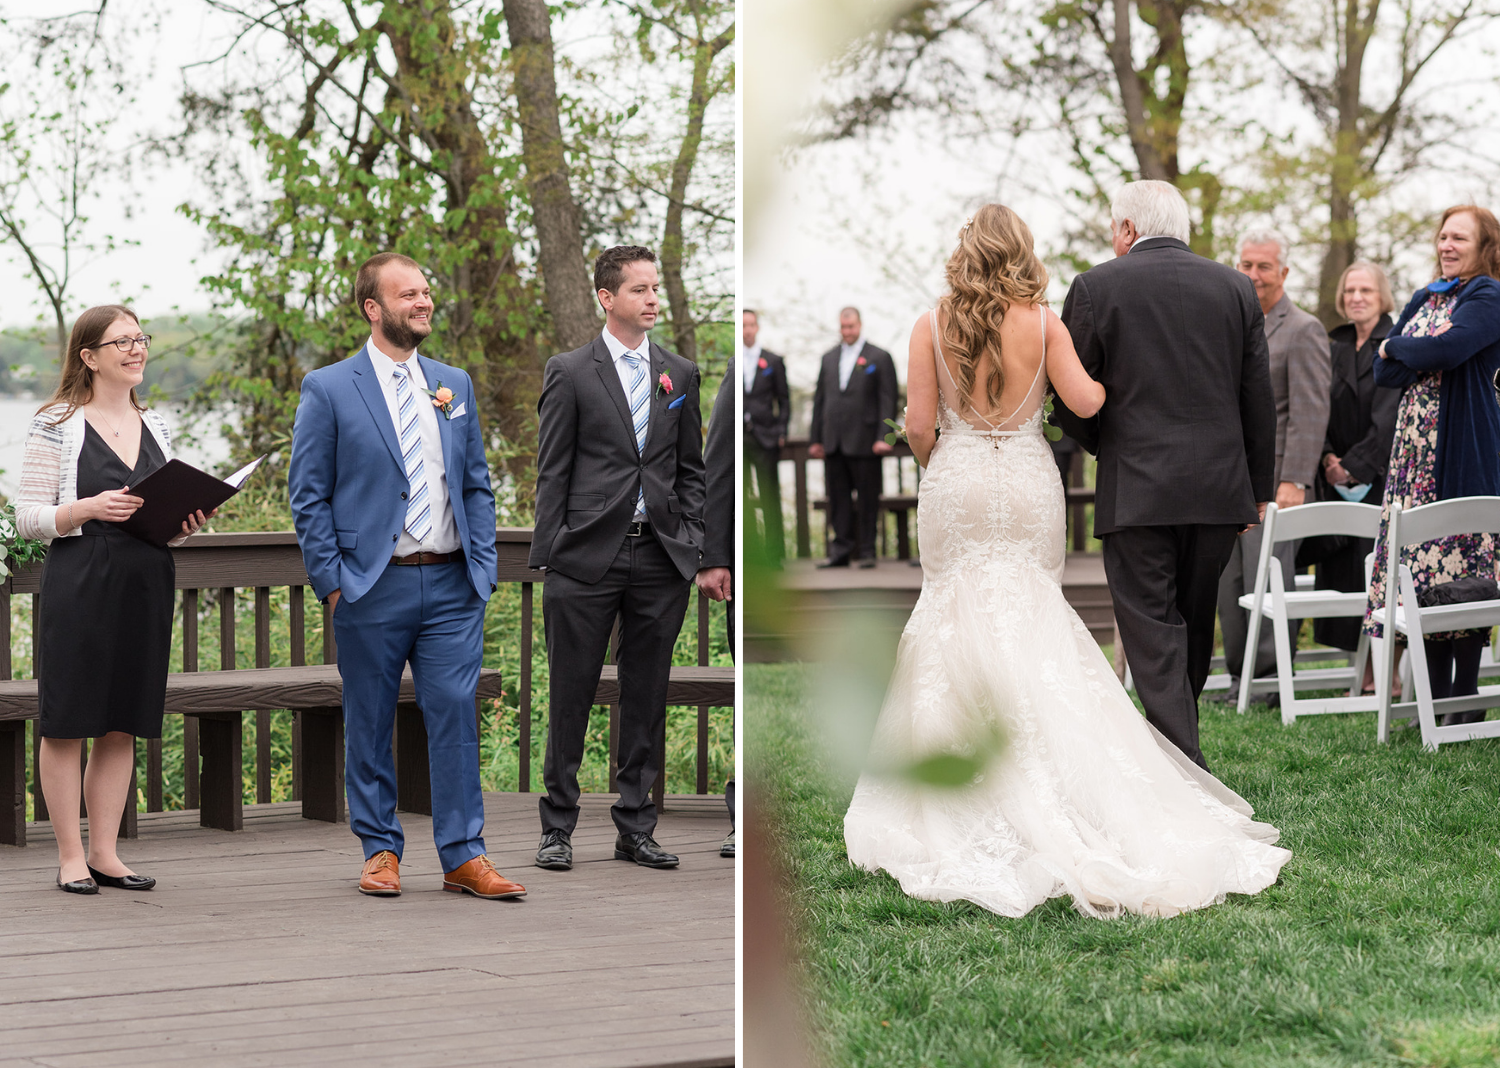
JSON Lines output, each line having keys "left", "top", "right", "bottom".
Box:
{"left": 1365, "top": 205, "right": 1500, "bottom": 723}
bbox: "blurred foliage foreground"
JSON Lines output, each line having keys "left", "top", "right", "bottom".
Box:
{"left": 8, "top": 580, "right": 732, "bottom": 816}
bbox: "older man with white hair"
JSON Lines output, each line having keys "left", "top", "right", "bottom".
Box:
{"left": 1214, "top": 228, "right": 1332, "bottom": 704}
{"left": 1052, "top": 180, "right": 1276, "bottom": 771}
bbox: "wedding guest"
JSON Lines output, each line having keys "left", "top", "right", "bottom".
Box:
{"left": 808, "top": 307, "right": 897, "bottom": 569}
{"left": 15, "top": 305, "right": 209, "bottom": 894}
{"left": 531, "top": 245, "right": 705, "bottom": 872}
{"left": 289, "top": 253, "right": 523, "bottom": 900}
{"left": 1216, "top": 228, "right": 1332, "bottom": 704}
{"left": 742, "top": 310, "right": 789, "bottom": 564}
{"left": 697, "top": 360, "right": 735, "bottom": 858}
{"left": 1366, "top": 205, "right": 1500, "bottom": 724}
{"left": 1305, "top": 262, "right": 1399, "bottom": 656}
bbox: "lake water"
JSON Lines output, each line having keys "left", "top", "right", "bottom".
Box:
{"left": 0, "top": 395, "right": 231, "bottom": 496}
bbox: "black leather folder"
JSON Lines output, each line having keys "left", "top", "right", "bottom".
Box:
{"left": 117, "top": 455, "right": 266, "bottom": 547}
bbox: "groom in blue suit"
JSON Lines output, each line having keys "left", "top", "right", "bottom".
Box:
{"left": 288, "top": 252, "right": 525, "bottom": 900}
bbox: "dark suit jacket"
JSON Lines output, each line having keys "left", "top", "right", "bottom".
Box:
{"left": 288, "top": 346, "right": 498, "bottom": 604}
{"left": 744, "top": 348, "right": 790, "bottom": 452}
{"left": 1052, "top": 237, "right": 1276, "bottom": 535}
{"left": 702, "top": 359, "right": 734, "bottom": 571}
{"left": 1318, "top": 315, "right": 1397, "bottom": 500}
{"left": 809, "top": 341, "right": 898, "bottom": 456}
{"left": 529, "top": 335, "right": 706, "bottom": 583}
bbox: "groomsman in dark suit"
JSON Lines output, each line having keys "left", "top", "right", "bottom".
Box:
{"left": 808, "top": 307, "right": 898, "bottom": 569}
{"left": 742, "top": 309, "right": 789, "bottom": 563}
{"left": 1052, "top": 181, "right": 1275, "bottom": 771}
{"left": 697, "top": 360, "right": 734, "bottom": 858}
{"left": 529, "top": 245, "right": 705, "bottom": 871}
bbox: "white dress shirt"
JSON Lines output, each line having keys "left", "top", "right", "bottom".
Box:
{"left": 838, "top": 336, "right": 866, "bottom": 390}
{"left": 601, "top": 327, "right": 652, "bottom": 519}
{"left": 367, "top": 337, "right": 461, "bottom": 555}
{"left": 742, "top": 343, "right": 762, "bottom": 392}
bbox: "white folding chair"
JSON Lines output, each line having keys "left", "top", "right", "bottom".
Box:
{"left": 1236, "top": 501, "right": 1384, "bottom": 723}
{"left": 1375, "top": 496, "right": 1500, "bottom": 749}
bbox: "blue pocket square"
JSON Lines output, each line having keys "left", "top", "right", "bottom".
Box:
{"left": 864, "top": 364, "right": 877, "bottom": 374}
{"left": 668, "top": 395, "right": 685, "bottom": 409}
{"left": 761, "top": 367, "right": 773, "bottom": 377}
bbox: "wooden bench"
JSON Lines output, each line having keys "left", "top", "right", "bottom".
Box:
{"left": 0, "top": 530, "right": 733, "bottom": 846}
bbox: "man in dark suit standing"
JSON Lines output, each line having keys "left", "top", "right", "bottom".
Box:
{"left": 742, "top": 309, "right": 789, "bottom": 564}
{"left": 697, "top": 359, "right": 734, "bottom": 858}
{"left": 529, "top": 245, "right": 705, "bottom": 872}
{"left": 808, "top": 307, "right": 898, "bottom": 569}
{"left": 1052, "top": 181, "right": 1276, "bottom": 770}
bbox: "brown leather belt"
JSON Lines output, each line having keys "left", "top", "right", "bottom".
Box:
{"left": 390, "top": 549, "right": 463, "bottom": 566}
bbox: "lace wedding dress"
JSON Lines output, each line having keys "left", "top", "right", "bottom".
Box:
{"left": 842, "top": 308, "right": 1291, "bottom": 918}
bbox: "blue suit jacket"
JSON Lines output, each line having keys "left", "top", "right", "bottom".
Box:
{"left": 288, "top": 345, "right": 498, "bottom": 604}
{"left": 1375, "top": 275, "right": 1500, "bottom": 499}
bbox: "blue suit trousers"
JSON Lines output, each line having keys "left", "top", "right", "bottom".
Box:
{"left": 333, "top": 559, "right": 486, "bottom": 873}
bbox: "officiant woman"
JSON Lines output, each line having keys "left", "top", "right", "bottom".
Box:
{"left": 14, "top": 304, "right": 209, "bottom": 894}
{"left": 1364, "top": 206, "right": 1500, "bottom": 722}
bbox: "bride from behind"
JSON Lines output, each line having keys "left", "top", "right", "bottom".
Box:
{"left": 842, "top": 204, "right": 1291, "bottom": 918}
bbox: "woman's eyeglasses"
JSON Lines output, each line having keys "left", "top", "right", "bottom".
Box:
{"left": 97, "top": 335, "right": 152, "bottom": 352}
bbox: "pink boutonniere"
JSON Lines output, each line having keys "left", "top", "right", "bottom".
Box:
{"left": 856, "top": 355, "right": 867, "bottom": 366}
{"left": 423, "top": 381, "right": 456, "bottom": 419}
{"left": 656, "top": 372, "right": 673, "bottom": 397}
{"left": 758, "top": 357, "right": 768, "bottom": 369}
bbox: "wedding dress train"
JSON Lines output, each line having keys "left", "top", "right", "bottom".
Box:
{"left": 842, "top": 309, "right": 1291, "bottom": 918}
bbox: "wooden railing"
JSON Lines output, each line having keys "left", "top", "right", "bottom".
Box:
{"left": 776, "top": 436, "right": 1096, "bottom": 557}
{"left": 0, "top": 529, "right": 729, "bottom": 841}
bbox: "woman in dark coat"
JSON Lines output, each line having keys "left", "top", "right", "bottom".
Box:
{"left": 1306, "top": 262, "right": 1400, "bottom": 654}
{"left": 1364, "top": 205, "right": 1500, "bottom": 723}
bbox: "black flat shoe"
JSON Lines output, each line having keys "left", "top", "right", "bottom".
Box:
{"left": 57, "top": 872, "right": 98, "bottom": 895}
{"left": 87, "top": 866, "right": 156, "bottom": 891}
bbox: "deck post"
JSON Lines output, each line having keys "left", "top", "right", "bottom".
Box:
{"left": 0, "top": 721, "right": 25, "bottom": 846}
{"left": 301, "top": 706, "right": 345, "bottom": 823}
{"left": 395, "top": 702, "right": 431, "bottom": 815}
{"left": 197, "top": 712, "right": 244, "bottom": 832}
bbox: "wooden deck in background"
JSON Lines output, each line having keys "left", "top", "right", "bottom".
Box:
{"left": 0, "top": 792, "right": 734, "bottom": 1068}
{"left": 748, "top": 553, "right": 1115, "bottom": 661}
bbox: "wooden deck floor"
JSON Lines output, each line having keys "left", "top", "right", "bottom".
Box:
{"left": 0, "top": 792, "right": 734, "bottom": 1068}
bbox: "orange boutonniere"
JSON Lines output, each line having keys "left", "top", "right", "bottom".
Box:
{"left": 656, "top": 372, "right": 673, "bottom": 397}
{"left": 422, "top": 381, "right": 456, "bottom": 419}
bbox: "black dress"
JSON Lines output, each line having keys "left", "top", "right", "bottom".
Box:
{"left": 38, "top": 421, "right": 174, "bottom": 739}
{"left": 1298, "top": 315, "right": 1399, "bottom": 651}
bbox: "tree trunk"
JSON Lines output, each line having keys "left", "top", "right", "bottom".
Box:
{"left": 503, "top": 0, "right": 600, "bottom": 352}
{"left": 661, "top": 25, "right": 730, "bottom": 363}
{"left": 1317, "top": 0, "right": 1372, "bottom": 327}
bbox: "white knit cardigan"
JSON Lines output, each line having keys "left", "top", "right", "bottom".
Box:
{"left": 14, "top": 404, "right": 174, "bottom": 542}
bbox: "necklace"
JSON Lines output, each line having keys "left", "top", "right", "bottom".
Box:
{"left": 91, "top": 404, "right": 128, "bottom": 438}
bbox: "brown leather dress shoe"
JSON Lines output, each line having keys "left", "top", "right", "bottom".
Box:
{"left": 443, "top": 855, "right": 526, "bottom": 899}
{"left": 359, "top": 851, "right": 401, "bottom": 896}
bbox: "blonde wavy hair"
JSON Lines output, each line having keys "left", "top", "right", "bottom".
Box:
{"left": 937, "top": 204, "right": 1049, "bottom": 415}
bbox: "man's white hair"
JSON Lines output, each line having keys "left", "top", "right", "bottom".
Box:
{"left": 1239, "top": 227, "right": 1291, "bottom": 269}
{"left": 1111, "top": 180, "right": 1190, "bottom": 243}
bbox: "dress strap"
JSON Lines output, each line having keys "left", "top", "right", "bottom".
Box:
{"left": 932, "top": 307, "right": 1004, "bottom": 431}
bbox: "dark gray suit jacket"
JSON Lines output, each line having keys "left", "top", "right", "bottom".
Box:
{"left": 1052, "top": 237, "right": 1276, "bottom": 535}
{"left": 1264, "top": 292, "right": 1333, "bottom": 488}
{"left": 809, "top": 341, "right": 898, "bottom": 456}
{"left": 702, "top": 359, "right": 734, "bottom": 571}
{"left": 530, "top": 335, "right": 706, "bottom": 583}
{"left": 744, "top": 348, "right": 790, "bottom": 452}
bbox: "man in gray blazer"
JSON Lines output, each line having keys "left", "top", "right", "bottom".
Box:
{"left": 529, "top": 245, "right": 706, "bottom": 871}
{"left": 1216, "top": 229, "right": 1332, "bottom": 700}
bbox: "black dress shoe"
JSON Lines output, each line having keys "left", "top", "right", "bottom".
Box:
{"left": 857, "top": 558, "right": 876, "bottom": 569}
{"left": 614, "top": 832, "right": 679, "bottom": 868}
{"left": 815, "top": 558, "right": 850, "bottom": 569}
{"left": 87, "top": 865, "right": 156, "bottom": 890}
{"left": 57, "top": 872, "right": 98, "bottom": 895}
{"left": 535, "top": 829, "right": 573, "bottom": 870}
{"left": 720, "top": 831, "right": 736, "bottom": 858}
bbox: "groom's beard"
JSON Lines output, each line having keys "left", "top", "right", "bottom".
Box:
{"left": 378, "top": 305, "right": 432, "bottom": 352}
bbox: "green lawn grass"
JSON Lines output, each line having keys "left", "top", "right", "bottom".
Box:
{"left": 749, "top": 662, "right": 1500, "bottom": 1068}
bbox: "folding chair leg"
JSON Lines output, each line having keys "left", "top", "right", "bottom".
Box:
{"left": 1236, "top": 609, "right": 1261, "bottom": 715}
{"left": 1349, "top": 634, "right": 1371, "bottom": 699}
{"left": 1272, "top": 610, "right": 1299, "bottom": 726}
{"left": 1407, "top": 634, "right": 1441, "bottom": 750}
{"left": 1375, "top": 636, "right": 1393, "bottom": 742}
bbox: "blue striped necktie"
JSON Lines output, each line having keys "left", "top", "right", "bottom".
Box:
{"left": 623, "top": 349, "right": 649, "bottom": 516}
{"left": 393, "top": 363, "right": 432, "bottom": 542}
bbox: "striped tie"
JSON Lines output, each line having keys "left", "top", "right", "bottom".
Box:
{"left": 393, "top": 364, "right": 432, "bottom": 543}
{"left": 623, "top": 349, "right": 649, "bottom": 516}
